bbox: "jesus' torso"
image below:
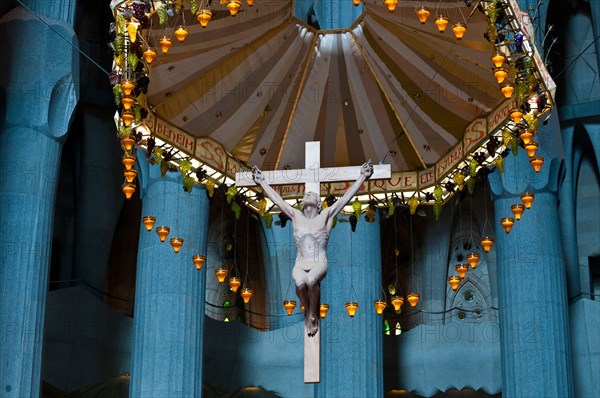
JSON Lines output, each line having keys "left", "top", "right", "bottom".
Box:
{"left": 292, "top": 210, "right": 333, "bottom": 271}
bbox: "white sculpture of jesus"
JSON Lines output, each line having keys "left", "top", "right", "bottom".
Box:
{"left": 252, "top": 160, "right": 374, "bottom": 336}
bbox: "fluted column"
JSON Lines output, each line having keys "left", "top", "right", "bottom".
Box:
{"left": 129, "top": 156, "right": 210, "bottom": 397}
{"left": 316, "top": 214, "right": 383, "bottom": 398}
{"left": 489, "top": 130, "right": 573, "bottom": 397}
{"left": 0, "top": 5, "right": 78, "bottom": 396}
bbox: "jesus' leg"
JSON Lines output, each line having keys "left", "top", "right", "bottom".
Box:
{"left": 295, "top": 283, "right": 312, "bottom": 334}
{"left": 306, "top": 282, "right": 320, "bottom": 336}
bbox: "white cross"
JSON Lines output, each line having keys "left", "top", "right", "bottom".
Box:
{"left": 235, "top": 142, "right": 391, "bottom": 383}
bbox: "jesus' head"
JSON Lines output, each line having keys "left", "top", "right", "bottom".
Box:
{"left": 301, "top": 191, "right": 322, "bottom": 213}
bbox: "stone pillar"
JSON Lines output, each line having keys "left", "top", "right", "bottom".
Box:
{"left": 0, "top": 5, "right": 78, "bottom": 397}
{"left": 316, "top": 214, "right": 383, "bottom": 398}
{"left": 129, "top": 156, "right": 210, "bottom": 397}
{"left": 489, "top": 135, "right": 573, "bottom": 397}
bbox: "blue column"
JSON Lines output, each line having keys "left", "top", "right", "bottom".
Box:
{"left": 0, "top": 5, "right": 78, "bottom": 397}
{"left": 316, "top": 214, "right": 383, "bottom": 398}
{"left": 488, "top": 121, "right": 573, "bottom": 397}
{"left": 129, "top": 156, "right": 210, "bottom": 397}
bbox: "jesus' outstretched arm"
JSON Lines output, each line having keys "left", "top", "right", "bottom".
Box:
{"left": 252, "top": 166, "right": 297, "bottom": 220}
{"left": 326, "top": 160, "right": 374, "bottom": 217}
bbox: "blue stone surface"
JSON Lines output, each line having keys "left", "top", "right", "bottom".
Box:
{"left": 295, "top": 0, "right": 364, "bottom": 30}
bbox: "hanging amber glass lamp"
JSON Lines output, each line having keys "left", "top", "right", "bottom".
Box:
{"left": 500, "top": 82, "right": 515, "bottom": 98}
{"left": 434, "top": 16, "right": 449, "bottom": 33}
{"left": 196, "top": 9, "right": 212, "bottom": 28}
{"left": 510, "top": 109, "right": 523, "bottom": 124}
{"left": 228, "top": 276, "right": 241, "bottom": 292}
{"left": 283, "top": 299, "right": 296, "bottom": 315}
{"left": 525, "top": 141, "right": 538, "bottom": 157}
{"left": 520, "top": 192, "right": 534, "bottom": 209}
{"left": 374, "top": 299, "right": 387, "bottom": 315}
{"left": 122, "top": 182, "right": 136, "bottom": 199}
{"left": 142, "top": 216, "right": 156, "bottom": 231}
{"left": 415, "top": 6, "right": 430, "bottom": 24}
{"left": 170, "top": 237, "right": 184, "bottom": 253}
{"left": 227, "top": 0, "right": 242, "bottom": 16}
{"left": 241, "top": 287, "right": 253, "bottom": 303}
{"left": 121, "top": 79, "right": 135, "bottom": 96}
{"left": 491, "top": 52, "right": 505, "bottom": 68}
{"left": 215, "top": 267, "right": 228, "bottom": 283}
{"left": 192, "top": 254, "right": 206, "bottom": 270}
{"left": 121, "top": 135, "right": 135, "bottom": 151}
{"left": 456, "top": 263, "right": 469, "bottom": 279}
{"left": 530, "top": 156, "right": 544, "bottom": 173}
{"left": 173, "top": 25, "right": 189, "bottom": 43}
{"left": 481, "top": 236, "right": 494, "bottom": 253}
{"left": 247, "top": 0, "right": 255, "bottom": 6}
{"left": 407, "top": 293, "right": 420, "bottom": 307}
{"left": 452, "top": 23, "right": 467, "bottom": 40}
{"left": 319, "top": 303, "right": 330, "bottom": 318}
{"left": 345, "top": 302, "right": 359, "bottom": 317}
{"left": 384, "top": 0, "right": 398, "bottom": 13}
{"left": 156, "top": 226, "right": 170, "bottom": 242}
{"left": 501, "top": 217, "right": 515, "bottom": 234}
{"left": 143, "top": 47, "right": 157, "bottom": 64}
{"left": 124, "top": 168, "right": 137, "bottom": 183}
{"left": 122, "top": 154, "right": 136, "bottom": 170}
{"left": 391, "top": 295, "right": 404, "bottom": 311}
{"left": 121, "top": 109, "right": 134, "bottom": 127}
{"left": 493, "top": 67, "right": 509, "bottom": 84}
{"left": 466, "top": 252, "right": 480, "bottom": 269}
{"left": 121, "top": 95, "right": 135, "bottom": 111}
{"left": 511, "top": 204, "right": 525, "bottom": 221}
{"left": 519, "top": 129, "right": 534, "bottom": 144}
{"left": 158, "top": 36, "right": 172, "bottom": 54}
{"left": 448, "top": 276, "right": 461, "bottom": 291}
{"left": 352, "top": 0, "right": 360, "bottom": 6}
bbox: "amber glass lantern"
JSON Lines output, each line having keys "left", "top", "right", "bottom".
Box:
{"left": 519, "top": 129, "right": 534, "bottom": 145}
{"left": 227, "top": 0, "right": 242, "bottom": 16}
{"left": 416, "top": 6, "right": 430, "bottom": 24}
{"left": 456, "top": 263, "right": 469, "bottom": 279}
{"left": 241, "top": 288, "right": 253, "bottom": 303}
{"left": 491, "top": 52, "right": 505, "bottom": 68}
{"left": 510, "top": 109, "right": 523, "bottom": 124}
{"left": 452, "top": 23, "right": 467, "bottom": 40}
{"left": 121, "top": 135, "right": 135, "bottom": 151}
{"left": 353, "top": 0, "right": 360, "bottom": 6}
{"left": 407, "top": 293, "right": 420, "bottom": 307}
{"left": 466, "top": 252, "right": 480, "bottom": 269}
{"left": 283, "top": 299, "right": 296, "bottom": 315}
{"left": 196, "top": 9, "right": 212, "bottom": 27}
{"left": 511, "top": 204, "right": 525, "bottom": 220}
{"left": 374, "top": 299, "right": 387, "bottom": 315}
{"left": 247, "top": 0, "right": 255, "bottom": 5}
{"left": 121, "top": 79, "right": 135, "bottom": 96}
{"left": 143, "top": 47, "right": 157, "bottom": 64}
{"left": 448, "top": 276, "right": 461, "bottom": 291}
{"left": 170, "top": 237, "right": 184, "bottom": 253}
{"left": 121, "top": 109, "right": 134, "bottom": 126}
{"left": 391, "top": 295, "right": 404, "bottom": 311}
{"left": 434, "top": 16, "right": 449, "bottom": 33}
{"left": 530, "top": 156, "right": 544, "bottom": 173}
{"left": 122, "top": 183, "right": 136, "bottom": 199}
{"left": 500, "top": 82, "right": 515, "bottom": 98}
{"left": 142, "top": 216, "right": 156, "bottom": 231}
{"left": 121, "top": 95, "right": 135, "bottom": 111}
{"left": 481, "top": 236, "right": 494, "bottom": 253}
{"left": 525, "top": 141, "right": 538, "bottom": 157}
{"left": 345, "top": 302, "right": 359, "bottom": 317}
{"left": 520, "top": 192, "right": 534, "bottom": 209}
{"left": 493, "top": 67, "right": 509, "bottom": 84}
{"left": 319, "top": 303, "right": 329, "bottom": 318}
{"left": 501, "top": 217, "right": 515, "bottom": 234}
{"left": 124, "top": 168, "right": 137, "bottom": 183}
{"left": 159, "top": 36, "right": 172, "bottom": 54}
{"left": 174, "top": 25, "right": 189, "bottom": 43}
{"left": 156, "top": 226, "right": 170, "bottom": 242}
{"left": 384, "top": 0, "right": 398, "bottom": 13}
{"left": 215, "top": 267, "right": 228, "bottom": 283}
{"left": 122, "top": 154, "right": 136, "bottom": 170}
{"left": 228, "top": 276, "right": 241, "bottom": 292}
{"left": 192, "top": 254, "right": 206, "bottom": 270}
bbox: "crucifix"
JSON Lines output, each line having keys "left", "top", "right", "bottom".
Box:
{"left": 235, "top": 142, "right": 391, "bottom": 383}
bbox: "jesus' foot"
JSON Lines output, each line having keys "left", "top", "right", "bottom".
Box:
{"left": 306, "top": 314, "right": 319, "bottom": 336}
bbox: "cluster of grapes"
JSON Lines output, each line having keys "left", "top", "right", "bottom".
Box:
{"left": 349, "top": 215, "right": 358, "bottom": 232}
{"left": 514, "top": 32, "right": 524, "bottom": 52}
{"left": 279, "top": 213, "right": 290, "bottom": 228}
